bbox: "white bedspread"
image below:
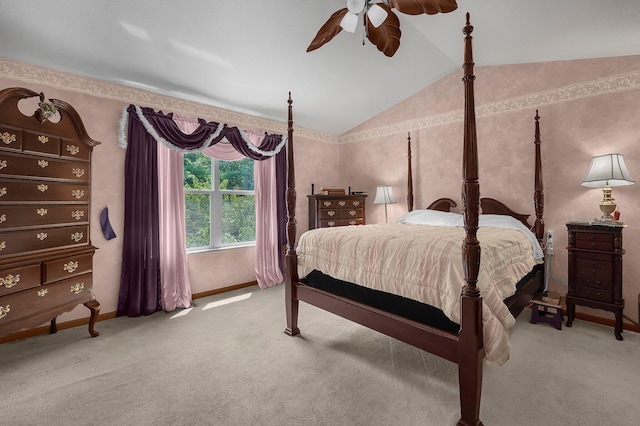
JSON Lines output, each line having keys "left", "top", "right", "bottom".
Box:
{"left": 297, "top": 220, "right": 542, "bottom": 365}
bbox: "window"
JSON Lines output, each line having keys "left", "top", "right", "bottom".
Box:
{"left": 184, "top": 152, "right": 255, "bottom": 250}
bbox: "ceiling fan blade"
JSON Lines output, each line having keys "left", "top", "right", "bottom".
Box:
{"left": 389, "top": 0, "right": 458, "bottom": 15}
{"left": 366, "top": 6, "right": 401, "bottom": 57}
{"left": 306, "top": 8, "right": 349, "bottom": 53}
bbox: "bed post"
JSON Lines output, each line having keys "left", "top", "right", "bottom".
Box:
{"left": 458, "top": 13, "right": 484, "bottom": 426}
{"left": 284, "top": 92, "right": 300, "bottom": 337}
{"left": 534, "top": 110, "right": 545, "bottom": 248}
{"left": 407, "top": 132, "right": 414, "bottom": 212}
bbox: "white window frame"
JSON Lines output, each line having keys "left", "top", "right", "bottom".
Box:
{"left": 185, "top": 155, "right": 256, "bottom": 252}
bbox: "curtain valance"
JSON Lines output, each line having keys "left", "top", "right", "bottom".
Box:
{"left": 118, "top": 105, "right": 287, "bottom": 159}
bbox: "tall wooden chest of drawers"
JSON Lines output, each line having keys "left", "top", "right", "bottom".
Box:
{"left": 0, "top": 87, "right": 101, "bottom": 340}
{"left": 566, "top": 222, "right": 624, "bottom": 340}
{"left": 308, "top": 194, "right": 367, "bottom": 229}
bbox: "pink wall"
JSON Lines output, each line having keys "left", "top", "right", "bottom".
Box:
{"left": 339, "top": 55, "right": 640, "bottom": 325}
{"left": 0, "top": 68, "right": 338, "bottom": 327}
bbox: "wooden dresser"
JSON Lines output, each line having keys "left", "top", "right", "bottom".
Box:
{"left": 308, "top": 194, "right": 367, "bottom": 229}
{"left": 0, "top": 87, "right": 100, "bottom": 340}
{"left": 566, "top": 221, "right": 624, "bottom": 340}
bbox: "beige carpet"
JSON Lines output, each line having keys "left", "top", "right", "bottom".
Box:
{"left": 1, "top": 284, "right": 639, "bottom": 426}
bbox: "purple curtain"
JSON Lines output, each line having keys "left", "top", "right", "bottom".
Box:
{"left": 117, "top": 111, "right": 161, "bottom": 316}
{"left": 118, "top": 105, "right": 287, "bottom": 316}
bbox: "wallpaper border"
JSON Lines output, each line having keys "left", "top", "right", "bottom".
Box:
{"left": 0, "top": 57, "right": 338, "bottom": 144}
{"left": 2, "top": 57, "right": 639, "bottom": 145}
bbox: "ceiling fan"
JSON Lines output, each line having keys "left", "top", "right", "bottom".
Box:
{"left": 307, "top": 0, "right": 458, "bottom": 57}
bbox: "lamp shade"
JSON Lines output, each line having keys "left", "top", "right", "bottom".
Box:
{"left": 581, "top": 154, "right": 635, "bottom": 188}
{"left": 373, "top": 186, "right": 397, "bottom": 204}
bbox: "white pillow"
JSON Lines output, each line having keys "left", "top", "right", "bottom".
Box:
{"left": 394, "top": 209, "right": 463, "bottom": 226}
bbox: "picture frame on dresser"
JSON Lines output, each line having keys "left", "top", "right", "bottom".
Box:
{"left": 566, "top": 221, "right": 625, "bottom": 340}
{"left": 0, "top": 87, "right": 101, "bottom": 341}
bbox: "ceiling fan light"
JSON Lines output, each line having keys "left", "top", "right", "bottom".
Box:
{"left": 347, "top": 0, "right": 366, "bottom": 14}
{"left": 367, "top": 4, "right": 388, "bottom": 28}
{"left": 340, "top": 12, "right": 359, "bottom": 33}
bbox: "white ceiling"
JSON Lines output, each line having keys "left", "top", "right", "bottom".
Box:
{"left": 1, "top": 0, "right": 639, "bottom": 136}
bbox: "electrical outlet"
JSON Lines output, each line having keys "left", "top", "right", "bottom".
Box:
{"left": 546, "top": 230, "right": 554, "bottom": 255}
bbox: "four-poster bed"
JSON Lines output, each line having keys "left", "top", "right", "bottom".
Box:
{"left": 284, "top": 14, "right": 544, "bottom": 426}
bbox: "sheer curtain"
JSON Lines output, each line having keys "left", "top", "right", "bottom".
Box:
{"left": 118, "top": 105, "right": 286, "bottom": 316}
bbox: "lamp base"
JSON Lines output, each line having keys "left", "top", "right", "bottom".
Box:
{"left": 599, "top": 187, "right": 616, "bottom": 222}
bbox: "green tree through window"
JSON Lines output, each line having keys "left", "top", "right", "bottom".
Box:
{"left": 184, "top": 152, "right": 255, "bottom": 249}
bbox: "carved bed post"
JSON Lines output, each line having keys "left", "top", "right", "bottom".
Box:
{"left": 284, "top": 92, "right": 300, "bottom": 336}
{"left": 534, "top": 110, "right": 545, "bottom": 248}
{"left": 458, "top": 13, "right": 484, "bottom": 426}
{"left": 407, "top": 132, "right": 414, "bottom": 212}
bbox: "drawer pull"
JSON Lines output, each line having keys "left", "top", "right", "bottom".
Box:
{"left": 64, "top": 261, "right": 79, "bottom": 273}
{"left": 36, "top": 232, "right": 48, "bottom": 240}
{"left": 37, "top": 208, "right": 48, "bottom": 216}
{"left": 38, "top": 135, "right": 49, "bottom": 144}
{"left": 327, "top": 211, "right": 335, "bottom": 217}
{"left": 328, "top": 221, "right": 335, "bottom": 227}
{"left": 0, "top": 214, "right": 6, "bottom": 224}
{"left": 66, "top": 144, "right": 80, "bottom": 155}
{"left": 585, "top": 279, "right": 601, "bottom": 287}
{"left": 0, "top": 241, "right": 5, "bottom": 251}
{"left": 71, "top": 232, "right": 84, "bottom": 243}
{"left": 349, "top": 220, "right": 356, "bottom": 225}
{"left": 37, "top": 289, "right": 48, "bottom": 297}
{"left": 1, "top": 273, "right": 20, "bottom": 289}
{"left": 38, "top": 160, "right": 49, "bottom": 168}
{"left": 71, "top": 189, "right": 85, "bottom": 199}
{"left": 0, "top": 159, "right": 7, "bottom": 169}
{"left": 0, "top": 188, "right": 6, "bottom": 197}
{"left": 338, "top": 201, "right": 346, "bottom": 206}
{"left": 72, "top": 168, "right": 85, "bottom": 178}
{"left": 71, "top": 210, "right": 84, "bottom": 220}
{"left": 352, "top": 201, "right": 360, "bottom": 206}
{"left": 37, "top": 184, "right": 48, "bottom": 192}
{"left": 0, "top": 305, "right": 10, "bottom": 320}
{"left": 349, "top": 210, "right": 357, "bottom": 216}
{"left": 2, "top": 132, "right": 16, "bottom": 144}
{"left": 70, "top": 283, "right": 85, "bottom": 294}
{"left": 323, "top": 201, "right": 331, "bottom": 207}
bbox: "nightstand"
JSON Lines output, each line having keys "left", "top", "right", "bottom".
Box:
{"left": 566, "top": 221, "right": 625, "bottom": 340}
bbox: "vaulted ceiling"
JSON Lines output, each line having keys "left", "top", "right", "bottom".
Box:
{"left": 1, "top": 0, "right": 639, "bottom": 135}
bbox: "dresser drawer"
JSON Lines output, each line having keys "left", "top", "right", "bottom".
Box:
{"left": 319, "top": 218, "right": 365, "bottom": 227}
{"left": 0, "top": 273, "right": 92, "bottom": 328}
{"left": 23, "top": 131, "right": 61, "bottom": 156}
{"left": 575, "top": 251, "right": 612, "bottom": 261}
{"left": 0, "top": 225, "right": 89, "bottom": 257}
{"left": 0, "top": 205, "right": 89, "bottom": 229}
{"left": 319, "top": 208, "right": 364, "bottom": 220}
{"left": 0, "top": 126, "right": 22, "bottom": 151}
{"left": 44, "top": 253, "right": 92, "bottom": 284}
{"left": 575, "top": 286, "right": 612, "bottom": 303}
{"left": 575, "top": 266, "right": 613, "bottom": 279}
{"left": 0, "top": 178, "right": 89, "bottom": 202}
{"left": 575, "top": 232, "right": 614, "bottom": 250}
{"left": 576, "top": 275, "right": 612, "bottom": 292}
{"left": 0, "top": 152, "right": 90, "bottom": 182}
{"left": 0, "top": 264, "right": 41, "bottom": 297}
{"left": 576, "top": 257, "right": 612, "bottom": 271}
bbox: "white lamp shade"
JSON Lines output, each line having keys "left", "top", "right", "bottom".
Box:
{"left": 581, "top": 153, "right": 635, "bottom": 188}
{"left": 367, "top": 4, "right": 388, "bottom": 28}
{"left": 340, "top": 11, "right": 359, "bottom": 33}
{"left": 373, "top": 186, "right": 397, "bottom": 204}
{"left": 347, "top": 0, "right": 366, "bottom": 14}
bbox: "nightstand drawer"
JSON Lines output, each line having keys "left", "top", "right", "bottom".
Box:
{"left": 576, "top": 266, "right": 613, "bottom": 279}
{"left": 575, "top": 233, "right": 614, "bottom": 250}
{"left": 576, "top": 257, "right": 612, "bottom": 271}
{"left": 575, "top": 286, "right": 612, "bottom": 303}
{"left": 576, "top": 275, "right": 612, "bottom": 291}
{"left": 575, "top": 251, "right": 612, "bottom": 261}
